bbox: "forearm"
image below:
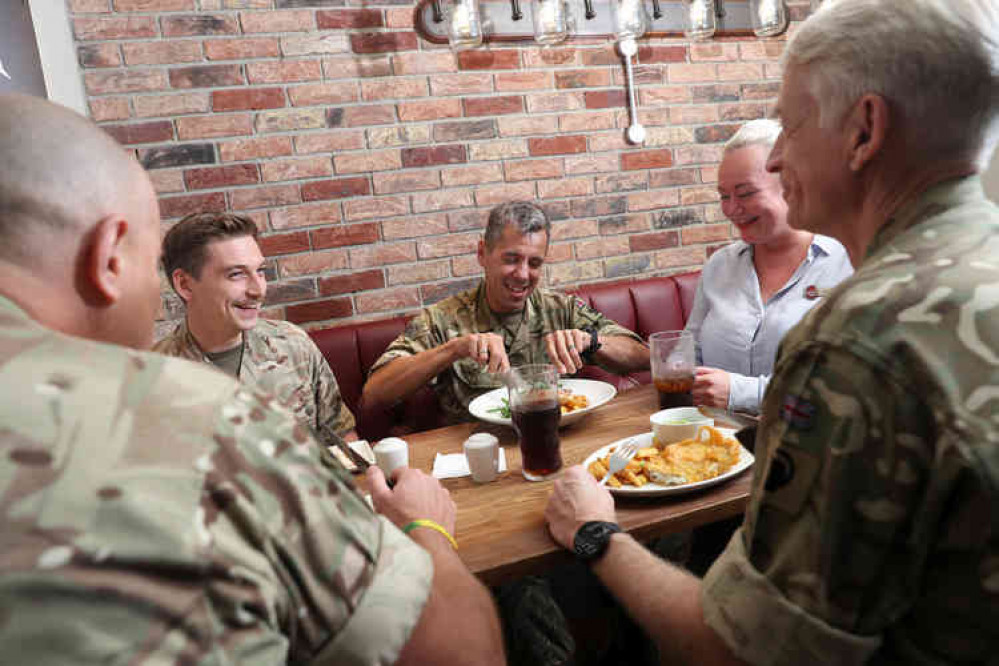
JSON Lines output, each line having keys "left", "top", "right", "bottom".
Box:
{"left": 591, "top": 533, "right": 744, "bottom": 666}
{"left": 363, "top": 345, "right": 458, "bottom": 412}
{"left": 593, "top": 336, "right": 650, "bottom": 374}
{"left": 397, "top": 531, "right": 505, "bottom": 666}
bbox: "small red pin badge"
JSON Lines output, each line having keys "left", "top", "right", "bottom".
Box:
{"left": 804, "top": 285, "right": 820, "bottom": 300}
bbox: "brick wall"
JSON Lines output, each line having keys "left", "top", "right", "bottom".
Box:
{"left": 67, "top": 0, "right": 812, "bottom": 335}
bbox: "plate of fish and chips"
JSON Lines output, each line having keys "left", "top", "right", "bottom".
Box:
{"left": 583, "top": 425, "right": 754, "bottom": 497}
{"left": 468, "top": 378, "right": 617, "bottom": 427}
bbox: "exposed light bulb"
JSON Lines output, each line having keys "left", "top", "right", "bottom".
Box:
{"left": 614, "top": 0, "right": 649, "bottom": 41}
{"left": 751, "top": 0, "right": 788, "bottom": 37}
{"left": 447, "top": 0, "right": 483, "bottom": 49}
{"left": 684, "top": 0, "right": 716, "bottom": 41}
{"left": 533, "top": 0, "right": 568, "bottom": 45}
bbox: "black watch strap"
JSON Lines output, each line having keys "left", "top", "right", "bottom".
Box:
{"left": 572, "top": 521, "right": 622, "bottom": 563}
{"left": 580, "top": 326, "right": 602, "bottom": 363}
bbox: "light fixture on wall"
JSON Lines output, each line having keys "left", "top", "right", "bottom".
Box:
{"left": 614, "top": 0, "right": 650, "bottom": 145}
{"left": 683, "top": 0, "right": 716, "bottom": 40}
{"left": 533, "top": 0, "right": 569, "bottom": 45}
{"left": 750, "top": 0, "right": 788, "bottom": 37}
{"left": 445, "top": 0, "right": 484, "bottom": 49}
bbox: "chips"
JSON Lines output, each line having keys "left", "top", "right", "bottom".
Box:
{"left": 558, "top": 389, "right": 589, "bottom": 415}
{"left": 587, "top": 425, "right": 740, "bottom": 488}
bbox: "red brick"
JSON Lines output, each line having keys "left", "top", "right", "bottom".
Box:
{"left": 255, "top": 108, "right": 331, "bottom": 133}
{"left": 148, "top": 170, "right": 185, "bottom": 195}
{"left": 388, "top": 261, "right": 449, "bottom": 285}
{"left": 528, "top": 135, "right": 586, "bottom": 156}
{"left": 495, "top": 71, "right": 552, "bottom": 92}
{"left": 356, "top": 288, "right": 420, "bottom": 315}
{"left": 139, "top": 144, "right": 214, "bottom": 170}
{"left": 416, "top": 233, "right": 479, "bottom": 259}
{"left": 184, "top": 164, "right": 259, "bottom": 190}
{"left": 464, "top": 96, "right": 523, "bottom": 117}
{"left": 212, "top": 88, "right": 285, "bottom": 111}
{"left": 411, "top": 190, "right": 473, "bottom": 213}
{"left": 294, "top": 131, "right": 366, "bottom": 154}
{"left": 401, "top": 145, "right": 466, "bottom": 168}
{"left": 681, "top": 223, "right": 731, "bottom": 244}
{"left": 323, "top": 54, "right": 394, "bottom": 79}
{"left": 559, "top": 110, "right": 615, "bottom": 133}
{"left": 170, "top": 65, "right": 243, "bottom": 89}
{"left": 319, "top": 269, "right": 385, "bottom": 296}
{"left": 350, "top": 241, "right": 417, "bottom": 268}
{"left": 585, "top": 90, "right": 626, "bottom": 109}
{"left": 638, "top": 45, "right": 687, "bottom": 63}
{"left": 554, "top": 70, "right": 611, "bottom": 89}
{"left": 374, "top": 171, "right": 439, "bottom": 195}
{"left": 473, "top": 181, "right": 535, "bottom": 206}
{"left": 383, "top": 214, "right": 449, "bottom": 240}
{"left": 69, "top": 0, "right": 111, "bottom": 11}
{"left": 159, "top": 192, "right": 226, "bottom": 220}
{"left": 258, "top": 230, "right": 310, "bottom": 256}
{"left": 114, "top": 0, "right": 192, "bottom": 10}
{"left": 337, "top": 105, "right": 397, "bottom": 127}
{"left": 78, "top": 44, "right": 120, "bottom": 68}
{"left": 629, "top": 231, "right": 679, "bottom": 252}
{"left": 311, "top": 223, "right": 380, "bottom": 249}
{"left": 441, "top": 164, "right": 503, "bottom": 187}
{"left": 538, "top": 176, "right": 591, "bottom": 198}
{"left": 392, "top": 52, "right": 457, "bottom": 75}
{"left": 176, "top": 114, "right": 252, "bottom": 139}
{"left": 261, "top": 156, "right": 332, "bottom": 183}
{"left": 240, "top": 10, "right": 314, "bottom": 33}
{"left": 286, "top": 298, "right": 353, "bottom": 324}
{"left": 504, "top": 158, "right": 563, "bottom": 181}
{"left": 231, "top": 184, "right": 300, "bottom": 210}
{"left": 85, "top": 69, "right": 167, "bottom": 95}
{"left": 301, "top": 177, "right": 371, "bottom": 202}
{"left": 350, "top": 32, "right": 418, "bottom": 54}
{"left": 220, "top": 136, "right": 292, "bottom": 162}
{"left": 344, "top": 195, "right": 409, "bottom": 222}
{"left": 384, "top": 7, "right": 413, "bottom": 28}
{"left": 246, "top": 60, "right": 321, "bottom": 84}
{"left": 204, "top": 37, "right": 280, "bottom": 60}
{"left": 362, "top": 77, "right": 428, "bottom": 102}
{"left": 458, "top": 50, "right": 520, "bottom": 70}
{"left": 496, "top": 116, "right": 558, "bottom": 138}
{"left": 74, "top": 17, "right": 156, "bottom": 40}
{"left": 527, "top": 91, "right": 584, "bottom": 113}
{"left": 123, "top": 41, "right": 202, "bottom": 66}
{"left": 621, "top": 150, "right": 673, "bottom": 171}
{"left": 317, "top": 9, "right": 384, "bottom": 29}
{"left": 523, "top": 47, "right": 579, "bottom": 67}
{"left": 162, "top": 14, "right": 239, "bottom": 37}
{"left": 398, "top": 99, "right": 462, "bottom": 122}
{"left": 333, "top": 150, "right": 401, "bottom": 174}
{"left": 104, "top": 121, "right": 174, "bottom": 145}
{"left": 288, "top": 82, "right": 358, "bottom": 106}
{"left": 89, "top": 97, "right": 131, "bottom": 122}
{"left": 281, "top": 34, "right": 350, "bottom": 57}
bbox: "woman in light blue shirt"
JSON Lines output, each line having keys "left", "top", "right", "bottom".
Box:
{"left": 685, "top": 119, "right": 853, "bottom": 413}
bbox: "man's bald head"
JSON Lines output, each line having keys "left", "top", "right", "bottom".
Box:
{"left": 0, "top": 93, "right": 154, "bottom": 266}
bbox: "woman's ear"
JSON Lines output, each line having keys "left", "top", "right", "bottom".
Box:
{"left": 84, "top": 217, "right": 129, "bottom": 305}
{"left": 846, "top": 93, "right": 889, "bottom": 172}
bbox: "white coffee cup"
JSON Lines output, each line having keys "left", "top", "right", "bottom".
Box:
{"left": 464, "top": 433, "right": 500, "bottom": 483}
{"left": 374, "top": 437, "right": 409, "bottom": 477}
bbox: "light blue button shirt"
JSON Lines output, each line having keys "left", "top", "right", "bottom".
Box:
{"left": 684, "top": 235, "right": 853, "bottom": 413}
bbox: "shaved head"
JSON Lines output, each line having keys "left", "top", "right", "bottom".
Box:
{"left": 0, "top": 93, "right": 153, "bottom": 265}
{"left": 0, "top": 94, "right": 163, "bottom": 349}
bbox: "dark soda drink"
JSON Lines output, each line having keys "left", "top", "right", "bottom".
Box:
{"left": 512, "top": 401, "right": 562, "bottom": 480}
{"left": 655, "top": 376, "right": 694, "bottom": 409}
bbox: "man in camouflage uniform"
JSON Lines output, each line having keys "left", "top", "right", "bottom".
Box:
{"left": 544, "top": 1, "right": 999, "bottom": 664}
{"left": 363, "top": 201, "right": 650, "bottom": 423}
{"left": 155, "top": 212, "right": 358, "bottom": 445}
{"left": 0, "top": 93, "right": 504, "bottom": 665}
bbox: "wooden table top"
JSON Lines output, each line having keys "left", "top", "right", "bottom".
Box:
{"left": 401, "top": 383, "right": 753, "bottom": 586}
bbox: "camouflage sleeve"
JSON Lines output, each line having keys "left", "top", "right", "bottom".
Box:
{"left": 368, "top": 311, "right": 438, "bottom": 377}
{"left": 701, "top": 344, "right": 933, "bottom": 666}
{"left": 310, "top": 342, "right": 357, "bottom": 441}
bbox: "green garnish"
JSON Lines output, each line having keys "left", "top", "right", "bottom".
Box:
{"left": 487, "top": 397, "right": 511, "bottom": 418}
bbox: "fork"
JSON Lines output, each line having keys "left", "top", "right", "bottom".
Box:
{"left": 599, "top": 438, "right": 641, "bottom": 486}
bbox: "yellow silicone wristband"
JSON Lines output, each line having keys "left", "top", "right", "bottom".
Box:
{"left": 402, "top": 519, "right": 458, "bottom": 550}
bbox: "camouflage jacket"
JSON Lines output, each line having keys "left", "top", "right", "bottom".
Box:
{"left": 370, "top": 281, "right": 644, "bottom": 423}
{"left": 154, "top": 318, "right": 356, "bottom": 446}
{"left": 0, "top": 296, "right": 431, "bottom": 664}
{"left": 702, "top": 176, "right": 999, "bottom": 665}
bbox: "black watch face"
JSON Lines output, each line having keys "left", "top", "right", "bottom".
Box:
{"left": 574, "top": 522, "right": 620, "bottom": 562}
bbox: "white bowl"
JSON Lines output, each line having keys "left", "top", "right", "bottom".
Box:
{"left": 650, "top": 407, "right": 713, "bottom": 447}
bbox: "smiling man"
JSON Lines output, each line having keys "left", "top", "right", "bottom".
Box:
{"left": 155, "top": 212, "right": 358, "bottom": 444}
{"left": 362, "top": 201, "right": 649, "bottom": 424}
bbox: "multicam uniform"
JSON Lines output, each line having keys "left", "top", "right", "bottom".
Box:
{"left": 0, "top": 296, "right": 431, "bottom": 664}
{"left": 155, "top": 318, "right": 356, "bottom": 446}
{"left": 370, "top": 281, "right": 644, "bottom": 424}
{"left": 702, "top": 177, "right": 999, "bottom": 664}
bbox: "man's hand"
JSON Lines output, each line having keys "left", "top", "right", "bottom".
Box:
{"left": 368, "top": 465, "right": 457, "bottom": 536}
{"left": 453, "top": 332, "right": 510, "bottom": 374}
{"left": 692, "top": 366, "right": 731, "bottom": 409}
{"left": 543, "top": 328, "right": 591, "bottom": 374}
{"left": 544, "top": 465, "right": 616, "bottom": 550}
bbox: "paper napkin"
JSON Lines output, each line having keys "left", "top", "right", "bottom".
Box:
{"left": 432, "top": 449, "right": 508, "bottom": 479}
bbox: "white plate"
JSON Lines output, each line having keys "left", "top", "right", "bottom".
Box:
{"left": 467, "top": 378, "right": 618, "bottom": 428}
{"left": 582, "top": 429, "right": 754, "bottom": 497}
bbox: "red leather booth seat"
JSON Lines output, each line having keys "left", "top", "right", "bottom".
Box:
{"left": 309, "top": 270, "right": 700, "bottom": 441}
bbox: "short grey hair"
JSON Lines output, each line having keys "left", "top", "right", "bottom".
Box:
{"left": 724, "top": 119, "right": 782, "bottom": 155}
{"left": 484, "top": 201, "right": 551, "bottom": 248}
{"left": 784, "top": 0, "right": 999, "bottom": 166}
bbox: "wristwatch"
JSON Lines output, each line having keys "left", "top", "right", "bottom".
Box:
{"left": 580, "top": 326, "right": 602, "bottom": 364}
{"left": 573, "top": 521, "right": 622, "bottom": 563}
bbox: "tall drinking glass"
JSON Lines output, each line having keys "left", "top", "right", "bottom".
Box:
{"left": 507, "top": 364, "right": 562, "bottom": 481}
{"left": 650, "top": 331, "right": 695, "bottom": 409}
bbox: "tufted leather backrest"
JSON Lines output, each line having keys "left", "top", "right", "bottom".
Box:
{"left": 310, "top": 271, "right": 700, "bottom": 439}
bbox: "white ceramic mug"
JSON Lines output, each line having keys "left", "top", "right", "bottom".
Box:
{"left": 464, "top": 433, "right": 500, "bottom": 483}
{"left": 374, "top": 437, "right": 409, "bottom": 477}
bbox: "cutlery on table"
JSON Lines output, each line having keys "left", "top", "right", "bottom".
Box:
{"left": 599, "top": 438, "right": 641, "bottom": 486}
